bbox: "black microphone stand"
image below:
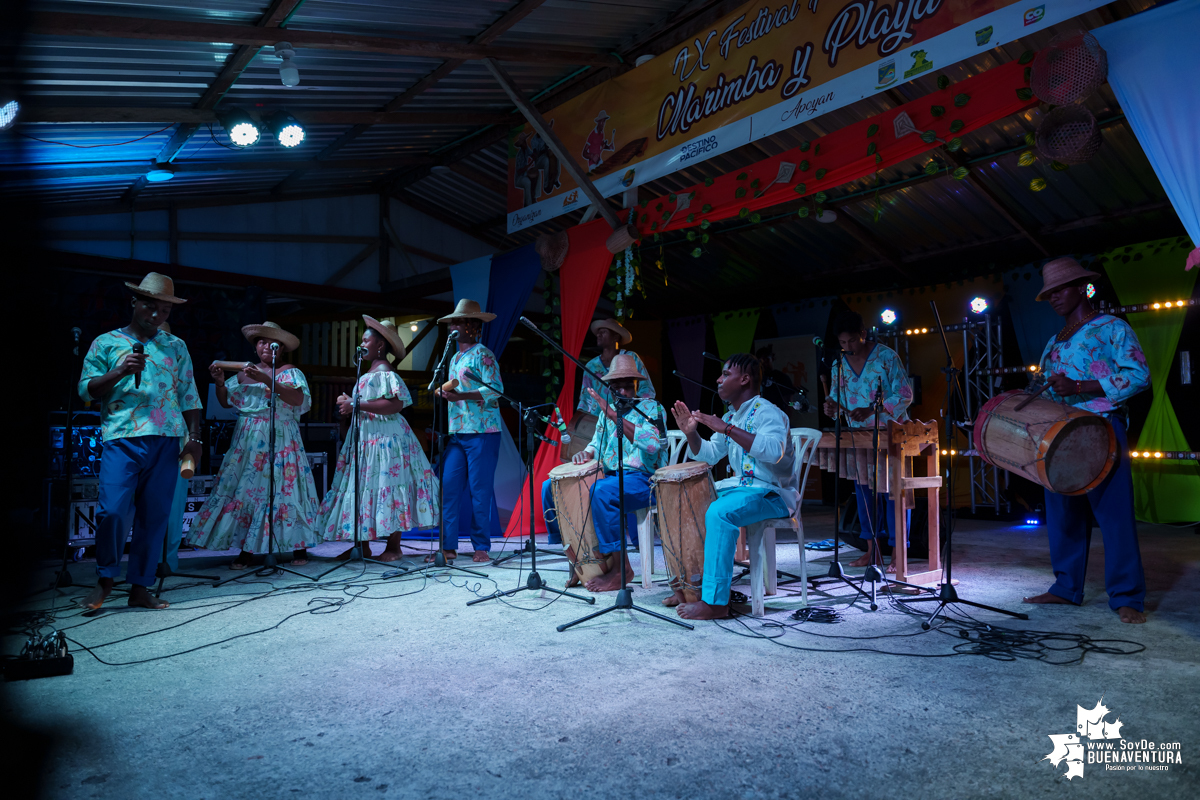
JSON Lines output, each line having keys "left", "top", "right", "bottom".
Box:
{"left": 219, "top": 345, "right": 317, "bottom": 585}
{"left": 394, "top": 330, "right": 486, "bottom": 579}
{"left": 513, "top": 317, "right": 692, "bottom": 632}
{"left": 314, "top": 346, "right": 407, "bottom": 580}
{"left": 465, "top": 373, "right": 593, "bottom": 606}
{"left": 897, "top": 301, "right": 1028, "bottom": 627}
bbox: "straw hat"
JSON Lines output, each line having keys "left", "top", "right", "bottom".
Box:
{"left": 241, "top": 321, "right": 300, "bottom": 353}
{"left": 1036, "top": 256, "right": 1099, "bottom": 301}
{"left": 437, "top": 298, "right": 497, "bottom": 323}
{"left": 590, "top": 318, "right": 632, "bottom": 345}
{"left": 126, "top": 272, "right": 186, "bottom": 304}
{"left": 362, "top": 315, "right": 407, "bottom": 360}
{"left": 602, "top": 353, "right": 646, "bottom": 383}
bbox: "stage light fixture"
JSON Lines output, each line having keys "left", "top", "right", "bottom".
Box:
{"left": 145, "top": 164, "right": 175, "bottom": 182}
{"left": 0, "top": 99, "right": 18, "bottom": 131}
{"left": 970, "top": 296, "right": 989, "bottom": 314}
{"left": 267, "top": 110, "right": 305, "bottom": 147}
{"left": 880, "top": 309, "right": 897, "bottom": 325}
{"left": 275, "top": 42, "right": 300, "bottom": 87}
{"left": 217, "top": 108, "right": 261, "bottom": 147}
{"left": 410, "top": 323, "right": 419, "bottom": 332}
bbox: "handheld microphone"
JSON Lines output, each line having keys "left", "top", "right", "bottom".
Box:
{"left": 702, "top": 351, "right": 723, "bottom": 362}
{"left": 131, "top": 342, "right": 144, "bottom": 388}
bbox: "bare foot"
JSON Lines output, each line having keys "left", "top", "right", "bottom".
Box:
{"left": 848, "top": 541, "right": 875, "bottom": 568}
{"left": 661, "top": 590, "right": 687, "bottom": 607}
{"left": 677, "top": 600, "right": 730, "bottom": 620}
{"left": 1022, "top": 592, "right": 1074, "bottom": 605}
{"left": 376, "top": 533, "right": 404, "bottom": 562}
{"left": 80, "top": 578, "right": 114, "bottom": 610}
{"left": 886, "top": 559, "right": 897, "bottom": 575}
{"left": 127, "top": 584, "right": 169, "bottom": 610}
{"left": 472, "top": 551, "right": 491, "bottom": 563}
{"left": 291, "top": 549, "right": 308, "bottom": 566}
{"left": 1117, "top": 606, "right": 1146, "bottom": 624}
{"left": 584, "top": 554, "right": 633, "bottom": 592}
{"left": 230, "top": 550, "right": 253, "bottom": 570}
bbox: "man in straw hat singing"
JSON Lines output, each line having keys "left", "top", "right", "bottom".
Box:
{"left": 77, "top": 273, "right": 202, "bottom": 610}
{"left": 433, "top": 300, "right": 504, "bottom": 563}
{"left": 1024, "top": 257, "right": 1150, "bottom": 624}
{"left": 544, "top": 354, "right": 667, "bottom": 591}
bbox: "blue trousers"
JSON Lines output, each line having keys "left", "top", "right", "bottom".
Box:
{"left": 854, "top": 483, "right": 909, "bottom": 547}
{"left": 96, "top": 436, "right": 179, "bottom": 587}
{"left": 1043, "top": 417, "right": 1145, "bottom": 612}
{"left": 545, "top": 478, "right": 640, "bottom": 548}
{"left": 543, "top": 471, "right": 651, "bottom": 555}
{"left": 701, "top": 487, "right": 789, "bottom": 606}
{"left": 440, "top": 433, "right": 500, "bottom": 553}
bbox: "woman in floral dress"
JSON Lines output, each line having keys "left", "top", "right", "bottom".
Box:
{"left": 192, "top": 322, "right": 320, "bottom": 567}
{"left": 319, "top": 316, "right": 439, "bottom": 561}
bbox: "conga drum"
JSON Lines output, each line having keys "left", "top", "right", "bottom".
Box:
{"left": 560, "top": 412, "right": 597, "bottom": 464}
{"left": 973, "top": 390, "right": 1117, "bottom": 495}
{"left": 547, "top": 460, "right": 605, "bottom": 582}
{"left": 651, "top": 462, "right": 716, "bottom": 603}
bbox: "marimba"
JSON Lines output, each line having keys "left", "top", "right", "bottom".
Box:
{"left": 815, "top": 419, "right": 944, "bottom": 585}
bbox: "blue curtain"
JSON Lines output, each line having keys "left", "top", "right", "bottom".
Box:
{"left": 1001, "top": 258, "right": 1077, "bottom": 366}
{"left": 1095, "top": 1, "right": 1200, "bottom": 250}
{"left": 485, "top": 243, "right": 542, "bottom": 358}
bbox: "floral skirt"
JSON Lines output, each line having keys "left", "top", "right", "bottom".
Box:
{"left": 191, "top": 415, "right": 320, "bottom": 553}
{"left": 319, "top": 416, "right": 440, "bottom": 540}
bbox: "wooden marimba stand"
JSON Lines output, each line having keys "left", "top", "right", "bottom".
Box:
{"left": 817, "top": 419, "right": 944, "bottom": 586}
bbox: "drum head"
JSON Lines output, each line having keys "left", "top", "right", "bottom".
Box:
{"left": 1045, "top": 416, "right": 1114, "bottom": 494}
{"left": 549, "top": 460, "right": 601, "bottom": 480}
{"left": 653, "top": 461, "right": 711, "bottom": 482}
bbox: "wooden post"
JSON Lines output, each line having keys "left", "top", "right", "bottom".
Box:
{"left": 482, "top": 57, "right": 621, "bottom": 231}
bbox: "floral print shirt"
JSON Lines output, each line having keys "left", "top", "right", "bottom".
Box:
{"left": 832, "top": 343, "right": 912, "bottom": 429}
{"left": 584, "top": 398, "right": 668, "bottom": 474}
{"left": 225, "top": 366, "right": 311, "bottom": 420}
{"left": 688, "top": 395, "right": 799, "bottom": 514}
{"left": 1038, "top": 315, "right": 1149, "bottom": 416}
{"left": 448, "top": 343, "right": 503, "bottom": 434}
{"left": 354, "top": 370, "right": 411, "bottom": 418}
{"left": 78, "top": 329, "right": 202, "bottom": 442}
{"left": 577, "top": 351, "right": 655, "bottom": 415}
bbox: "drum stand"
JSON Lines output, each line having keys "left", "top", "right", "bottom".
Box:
{"left": 897, "top": 301, "right": 1028, "bottom": 627}
{"left": 514, "top": 317, "right": 692, "bottom": 632}
{"left": 463, "top": 374, "right": 592, "bottom": 606}
{"left": 219, "top": 347, "right": 318, "bottom": 586}
{"left": 315, "top": 347, "right": 409, "bottom": 581}
{"left": 388, "top": 331, "right": 485, "bottom": 580}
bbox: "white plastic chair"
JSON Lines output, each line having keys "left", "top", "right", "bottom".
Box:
{"left": 639, "top": 429, "right": 688, "bottom": 589}
{"left": 745, "top": 427, "right": 823, "bottom": 617}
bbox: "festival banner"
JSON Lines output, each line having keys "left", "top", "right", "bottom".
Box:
{"left": 506, "top": 0, "right": 1111, "bottom": 233}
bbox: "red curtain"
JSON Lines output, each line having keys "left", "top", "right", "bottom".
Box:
{"left": 504, "top": 218, "right": 614, "bottom": 536}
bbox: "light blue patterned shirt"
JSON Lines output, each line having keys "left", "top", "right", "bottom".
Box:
{"left": 832, "top": 342, "right": 912, "bottom": 429}
{"left": 447, "top": 343, "right": 503, "bottom": 434}
{"left": 1038, "top": 314, "right": 1149, "bottom": 417}
{"left": 688, "top": 395, "right": 798, "bottom": 514}
{"left": 583, "top": 398, "right": 667, "bottom": 474}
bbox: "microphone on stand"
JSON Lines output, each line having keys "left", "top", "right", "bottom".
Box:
{"left": 702, "top": 351, "right": 723, "bottom": 362}
{"left": 428, "top": 330, "right": 460, "bottom": 391}
{"left": 518, "top": 315, "right": 539, "bottom": 332}
{"left": 131, "top": 342, "right": 144, "bottom": 388}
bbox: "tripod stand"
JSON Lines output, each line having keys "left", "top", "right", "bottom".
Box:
{"left": 219, "top": 346, "right": 318, "bottom": 586}
{"left": 466, "top": 373, "right": 592, "bottom": 606}
{"left": 513, "top": 317, "right": 692, "bottom": 632}
{"left": 155, "top": 483, "right": 218, "bottom": 594}
{"left": 392, "top": 330, "right": 486, "bottom": 580}
{"left": 898, "top": 301, "right": 1028, "bottom": 628}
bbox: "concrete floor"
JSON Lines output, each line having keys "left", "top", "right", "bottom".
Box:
{"left": 5, "top": 509, "right": 1198, "bottom": 800}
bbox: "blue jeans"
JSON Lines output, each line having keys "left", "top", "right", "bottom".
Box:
{"left": 543, "top": 471, "right": 651, "bottom": 554}
{"left": 1043, "top": 417, "right": 1145, "bottom": 612}
{"left": 701, "top": 486, "right": 789, "bottom": 606}
{"left": 440, "top": 433, "right": 500, "bottom": 553}
{"left": 96, "top": 436, "right": 179, "bottom": 587}
{"left": 854, "top": 483, "right": 909, "bottom": 547}
{"left": 544, "top": 477, "right": 642, "bottom": 548}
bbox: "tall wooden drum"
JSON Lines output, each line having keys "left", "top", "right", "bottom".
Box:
{"left": 651, "top": 462, "right": 716, "bottom": 603}
{"left": 547, "top": 460, "right": 605, "bottom": 582}
{"left": 973, "top": 390, "right": 1117, "bottom": 495}
{"left": 560, "top": 412, "right": 597, "bottom": 464}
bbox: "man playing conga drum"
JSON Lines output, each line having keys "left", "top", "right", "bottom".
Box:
{"left": 671, "top": 354, "right": 797, "bottom": 620}
{"left": 1024, "top": 257, "right": 1150, "bottom": 624}
{"left": 542, "top": 354, "right": 667, "bottom": 591}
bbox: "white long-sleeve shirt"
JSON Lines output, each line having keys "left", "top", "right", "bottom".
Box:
{"left": 687, "top": 395, "right": 798, "bottom": 515}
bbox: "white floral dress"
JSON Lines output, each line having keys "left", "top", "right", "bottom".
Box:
{"left": 191, "top": 367, "right": 320, "bottom": 553}
{"left": 319, "top": 371, "right": 439, "bottom": 540}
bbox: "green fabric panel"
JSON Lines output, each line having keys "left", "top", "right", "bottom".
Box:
{"left": 1099, "top": 236, "right": 1199, "bottom": 523}
{"left": 712, "top": 308, "right": 761, "bottom": 360}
